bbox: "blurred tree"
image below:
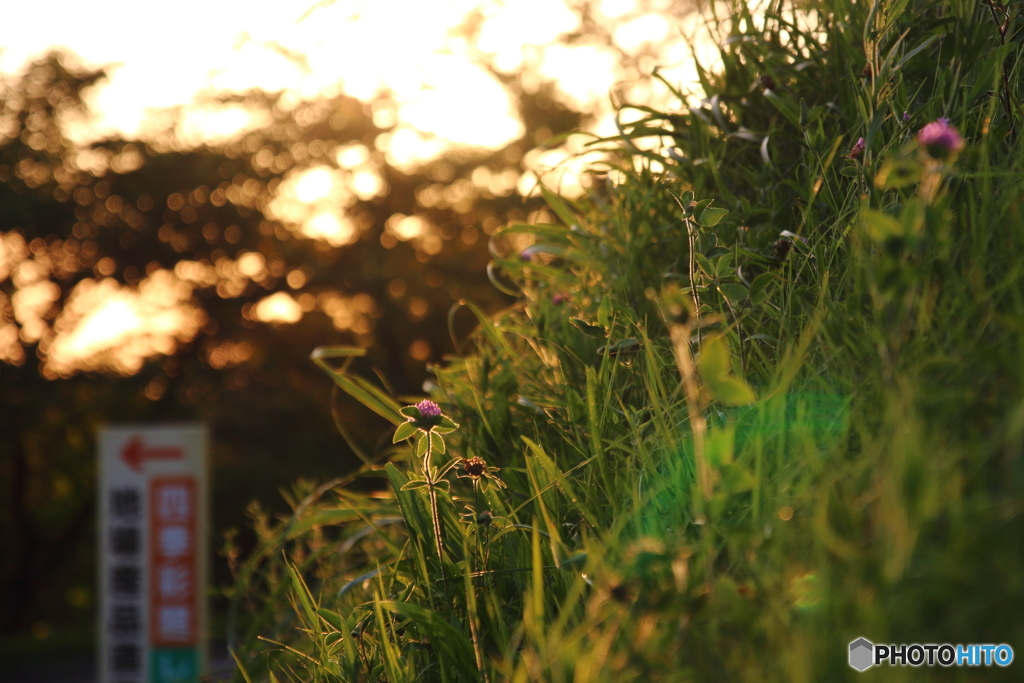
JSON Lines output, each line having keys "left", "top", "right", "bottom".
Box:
{"left": 0, "top": 52, "right": 585, "bottom": 636}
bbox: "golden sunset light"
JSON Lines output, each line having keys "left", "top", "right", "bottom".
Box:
{"left": 45, "top": 271, "right": 203, "bottom": 377}
{"left": 4, "top": 3, "right": 1018, "bottom": 676}
{"left": 0, "top": 0, "right": 715, "bottom": 375}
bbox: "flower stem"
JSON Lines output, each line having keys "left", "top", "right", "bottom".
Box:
{"left": 670, "top": 323, "right": 711, "bottom": 509}
{"left": 423, "top": 432, "right": 446, "bottom": 562}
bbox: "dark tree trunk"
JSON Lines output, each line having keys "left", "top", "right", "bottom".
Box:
{"left": 1, "top": 415, "right": 35, "bottom": 634}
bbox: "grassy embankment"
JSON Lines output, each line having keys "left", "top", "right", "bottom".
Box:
{"left": 229, "top": 2, "right": 1024, "bottom": 680}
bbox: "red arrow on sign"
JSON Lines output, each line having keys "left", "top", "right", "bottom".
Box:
{"left": 121, "top": 436, "right": 183, "bottom": 472}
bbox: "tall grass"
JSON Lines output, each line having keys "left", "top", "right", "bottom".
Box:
{"left": 227, "top": 1, "right": 1024, "bottom": 680}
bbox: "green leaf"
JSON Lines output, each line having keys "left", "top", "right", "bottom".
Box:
{"left": 697, "top": 334, "right": 731, "bottom": 381}
{"left": 415, "top": 434, "right": 428, "bottom": 457}
{"left": 706, "top": 425, "right": 735, "bottom": 466}
{"left": 749, "top": 272, "right": 775, "bottom": 304}
{"left": 719, "top": 283, "right": 749, "bottom": 301}
{"left": 719, "top": 463, "right": 756, "bottom": 493}
{"left": 316, "top": 608, "right": 345, "bottom": 632}
{"left": 692, "top": 198, "right": 714, "bottom": 221}
{"left": 716, "top": 252, "right": 734, "bottom": 274}
{"left": 487, "top": 260, "right": 521, "bottom": 296}
{"left": 285, "top": 560, "right": 318, "bottom": 627}
{"left": 570, "top": 318, "right": 607, "bottom": 337}
{"left": 379, "top": 601, "right": 477, "bottom": 672}
{"left": 310, "top": 346, "right": 404, "bottom": 425}
{"left": 521, "top": 435, "right": 599, "bottom": 528}
{"left": 400, "top": 406, "right": 421, "bottom": 419}
{"left": 541, "top": 186, "right": 578, "bottom": 227}
{"left": 430, "top": 434, "right": 446, "bottom": 455}
{"left": 392, "top": 421, "right": 417, "bottom": 443}
{"left": 763, "top": 89, "right": 801, "bottom": 127}
{"left": 669, "top": 189, "right": 697, "bottom": 217}
{"left": 558, "top": 552, "right": 588, "bottom": 569}
{"left": 520, "top": 243, "right": 568, "bottom": 259}
{"left": 499, "top": 222, "right": 573, "bottom": 242}
{"left": 875, "top": 157, "right": 922, "bottom": 190}
{"left": 698, "top": 335, "right": 756, "bottom": 406}
{"left": 401, "top": 479, "right": 429, "bottom": 490}
{"left": 385, "top": 463, "right": 431, "bottom": 546}
{"left": 284, "top": 508, "right": 362, "bottom": 539}
{"left": 596, "top": 296, "right": 613, "bottom": 328}
{"left": 229, "top": 650, "right": 256, "bottom": 683}
{"left": 860, "top": 208, "right": 903, "bottom": 241}
{"left": 598, "top": 338, "right": 640, "bottom": 356}
{"left": 906, "top": 199, "right": 929, "bottom": 235}
{"left": 436, "top": 457, "right": 460, "bottom": 479}
{"left": 693, "top": 252, "right": 714, "bottom": 277}
{"left": 697, "top": 207, "right": 729, "bottom": 227}
{"left": 710, "top": 377, "right": 757, "bottom": 406}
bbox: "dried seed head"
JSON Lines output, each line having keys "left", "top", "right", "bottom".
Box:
{"left": 463, "top": 456, "right": 488, "bottom": 479}
{"left": 769, "top": 237, "right": 794, "bottom": 263}
{"left": 609, "top": 582, "right": 630, "bottom": 603}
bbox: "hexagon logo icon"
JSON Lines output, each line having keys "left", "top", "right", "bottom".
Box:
{"left": 849, "top": 638, "right": 874, "bottom": 671}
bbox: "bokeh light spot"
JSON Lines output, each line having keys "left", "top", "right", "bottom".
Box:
{"left": 254, "top": 291, "right": 303, "bottom": 324}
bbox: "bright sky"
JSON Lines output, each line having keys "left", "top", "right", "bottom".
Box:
{"left": 0, "top": 0, "right": 715, "bottom": 155}
{"left": 1, "top": 0, "right": 528, "bottom": 151}
{"left": 0, "top": 0, "right": 725, "bottom": 375}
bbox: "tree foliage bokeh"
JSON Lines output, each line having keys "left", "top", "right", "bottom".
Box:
{"left": 0, "top": 0, "right": 698, "bottom": 650}
{"left": 0, "top": 52, "right": 583, "bottom": 639}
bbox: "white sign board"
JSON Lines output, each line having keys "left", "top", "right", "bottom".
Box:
{"left": 98, "top": 424, "right": 208, "bottom": 683}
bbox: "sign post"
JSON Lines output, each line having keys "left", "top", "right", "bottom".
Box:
{"left": 98, "top": 424, "right": 208, "bottom": 683}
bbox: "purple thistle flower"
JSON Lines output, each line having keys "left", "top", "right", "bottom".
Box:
{"left": 917, "top": 118, "right": 964, "bottom": 158}
{"left": 415, "top": 399, "right": 442, "bottom": 418}
{"left": 847, "top": 137, "right": 865, "bottom": 160}
{"left": 902, "top": 110, "right": 910, "bottom": 123}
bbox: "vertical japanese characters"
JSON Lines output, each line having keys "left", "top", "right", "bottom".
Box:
{"left": 150, "top": 478, "right": 198, "bottom": 646}
{"left": 107, "top": 486, "right": 145, "bottom": 682}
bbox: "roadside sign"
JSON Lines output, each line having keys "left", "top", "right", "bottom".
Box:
{"left": 98, "top": 424, "right": 208, "bottom": 683}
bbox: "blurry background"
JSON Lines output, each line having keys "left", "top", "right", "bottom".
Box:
{"left": 0, "top": 0, "right": 710, "bottom": 675}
